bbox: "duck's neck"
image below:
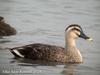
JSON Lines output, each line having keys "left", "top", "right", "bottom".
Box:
{"left": 65, "top": 38, "right": 76, "bottom": 50}
{"left": 65, "top": 37, "right": 83, "bottom": 63}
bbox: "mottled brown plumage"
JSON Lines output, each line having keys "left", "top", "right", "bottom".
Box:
{"left": 10, "top": 43, "right": 67, "bottom": 62}
{"left": 9, "top": 24, "right": 92, "bottom": 63}
{"left": 0, "top": 16, "right": 17, "bottom": 36}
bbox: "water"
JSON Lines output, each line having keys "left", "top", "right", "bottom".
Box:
{"left": 0, "top": 0, "right": 100, "bottom": 75}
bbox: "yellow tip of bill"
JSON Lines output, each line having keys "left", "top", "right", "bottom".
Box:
{"left": 87, "top": 37, "right": 93, "bottom": 42}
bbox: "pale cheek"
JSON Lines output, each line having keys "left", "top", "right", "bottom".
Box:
{"left": 65, "top": 31, "right": 79, "bottom": 39}
{"left": 77, "top": 32, "right": 80, "bottom": 36}
{"left": 70, "top": 32, "right": 78, "bottom": 38}
{"left": 75, "top": 31, "right": 80, "bottom": 37}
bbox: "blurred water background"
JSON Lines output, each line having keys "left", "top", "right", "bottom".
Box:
{"left": 0, "top": 0, "right": 100, "bottom": 75}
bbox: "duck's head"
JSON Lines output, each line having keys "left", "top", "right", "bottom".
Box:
{"left": 65, "top": 24, "right": 93, "bottom": 41}
{"left": 0, "top": 16, "right": 4, "bottom": 22}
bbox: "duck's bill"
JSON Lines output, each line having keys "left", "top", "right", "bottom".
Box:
{"left": 86, "top": 37, "right": 93, "bottom": 41}
{"left": 79, "top": 33, "right": 93, "bottom": 42}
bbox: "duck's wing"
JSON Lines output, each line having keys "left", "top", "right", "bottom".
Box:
{"left": 9, "top": 43, "right": 65, "bottom": 60}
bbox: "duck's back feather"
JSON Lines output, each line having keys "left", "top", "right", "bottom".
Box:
{"left": 10, "top": 43, "right": 67, "bottom": 62}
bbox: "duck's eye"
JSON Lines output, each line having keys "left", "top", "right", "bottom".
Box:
{"left": 72, "top": 28, "right": 81, "bottom": 36}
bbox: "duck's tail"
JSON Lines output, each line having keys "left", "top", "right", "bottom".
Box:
{"left": 6, "top": 47, "right": 24, "bottom": 58}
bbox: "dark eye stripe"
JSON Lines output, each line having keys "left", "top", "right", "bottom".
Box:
{"left": 72, "top": 28, "right": 81, "bottom": 32}
{"left": 71, "top": 28, "right": 81, "bottom": 36}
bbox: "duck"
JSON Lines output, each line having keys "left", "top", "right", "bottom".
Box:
{"left": 0, "top": 16, "right": 17, "bottom": 36}
{"left": 9, "top": 24, "right": 92, "bottom": 63}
